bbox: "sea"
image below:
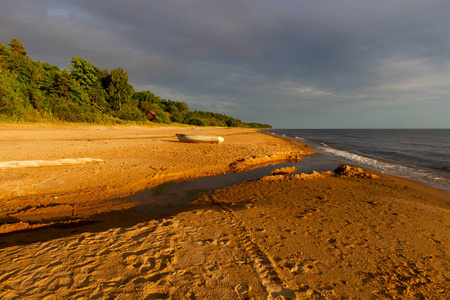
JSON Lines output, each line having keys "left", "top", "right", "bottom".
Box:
{"left": 264, "top": 129, "right": 450, "bottom": 192}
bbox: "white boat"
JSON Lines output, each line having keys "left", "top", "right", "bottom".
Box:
{"left": 176, "top": 134, "right": 224, "bottom": 143}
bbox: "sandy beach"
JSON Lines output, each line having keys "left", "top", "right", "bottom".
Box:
{"left": 0, "top": 125, "right": 449, "bottom": 299}
{"left": 0, "top": 124, "right": 312, "bottom": 234}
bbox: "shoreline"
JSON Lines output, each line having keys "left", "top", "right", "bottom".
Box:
{"left": 1, "top": 124, "right": 448, "bottom": 235}
{"left": 1, "top": 125, "right": 449, "bottom": 299}
{"left": 264, "top": 129, "right": 450, "bottom": 194}
{"left": 0, "top": 125, "right": 314, "bottom": 235}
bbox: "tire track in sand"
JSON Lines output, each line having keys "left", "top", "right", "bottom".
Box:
{"left": 214, "top": 198, "right": 297, "bottom": 300}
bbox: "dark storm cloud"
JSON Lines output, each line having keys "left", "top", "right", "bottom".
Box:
{"left": 1, "top": 0, "right": 449, "bottom": 127}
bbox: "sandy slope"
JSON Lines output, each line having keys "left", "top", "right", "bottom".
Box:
{"left": 0, "top": 124, "right": 449, "bottom": 299}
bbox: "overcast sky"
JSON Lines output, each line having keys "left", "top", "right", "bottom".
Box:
{"left": 1, "top": 0, "right": 449, "bottom": 128}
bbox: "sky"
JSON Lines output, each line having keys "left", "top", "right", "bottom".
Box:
{"left": 1, "top": 0, "right": 449, "bottom": 128}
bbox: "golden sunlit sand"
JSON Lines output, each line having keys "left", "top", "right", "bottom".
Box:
{"left": 0, "top": 125, "right": 449, "bottom": 299}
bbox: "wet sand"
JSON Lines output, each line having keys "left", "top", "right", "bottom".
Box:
{"left": 0, "top": 125, "right": 449, "bottom": 299}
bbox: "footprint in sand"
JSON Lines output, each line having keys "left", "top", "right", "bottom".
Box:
{"left": 234, "top": 283, "right": 251, "bottom": 299}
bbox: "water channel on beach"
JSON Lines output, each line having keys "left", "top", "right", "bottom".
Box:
{"left": 127, "top": 153, "right": 345, "bottom": 216}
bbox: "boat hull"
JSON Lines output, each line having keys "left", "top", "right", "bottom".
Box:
{"left": 176, "top": 134, "right": 224, "bottom": 143}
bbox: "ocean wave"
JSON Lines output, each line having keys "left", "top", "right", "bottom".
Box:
{"left": 318, "top": 146, "right": 389, "bottom": 170}
{"left": 266, "top": 129, "right": 450, "bottom": 191}
{"left": 318, "top": 146, "right": 449, "bottom": 188}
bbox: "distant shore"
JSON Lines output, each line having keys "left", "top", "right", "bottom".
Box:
{"left": 0, "top": 124, "right": 449, "bottom": 299}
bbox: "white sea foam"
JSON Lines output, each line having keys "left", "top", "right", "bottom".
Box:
{"left": 264, "top": 129, "right": 450, "bottom": 191}
{"left": 319, "top": 147, "right": 379, "bottom": 167}
{"left": 318, "top": 146, "right": 448, "bottom": 186}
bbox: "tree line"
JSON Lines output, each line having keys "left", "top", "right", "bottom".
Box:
{"left": 0, "top": 38, "right": 271, "bottom": 128}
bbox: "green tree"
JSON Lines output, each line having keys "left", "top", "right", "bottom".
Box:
{"left": 40, "top": 62, "right": 60, "bottom": 90}
{"left": 23, "top": 60, "right": 46, "bottom": 109}
{"left": 0, "top": 38, "right": 272, "bottom": 128}
{"left": 187, "top": 117, "right": 207, "bottom": 126}
{"left": 7, "top": 49, "right": 32, "bottom": 84}
{"left": 87, "top": 83, "right": 109, "bottom": 112}
{"left": 0, "top": 42, "right": 11, "bottom": 70}
{"left": 167, "top": 104, "right": 183, "bottom": 123}
{"left": 70, "top": 57, "right": 99, "bottom": 89}
{"left": 133, "top": 90, "right": 158, "bottom": 114}
{"left": 226, "top": 118, "right": 241, "bottom": 127}
{"left": 68, "top": 78, "right": 90, "bottom": 107}
{"left": 103, "top": 68, "right": 134, "bottom": 111}
{"left": 0, "top": 69, "right": 30, "bottom": 117}
{"left": 52, "top": 67, "right": 72, "bottom": 102}
{"left": 7, "top": 38, "right": 27, "bottom": 56}
{"left": 175, "top": 101, "right": 189, "bottom": 114}
{"left": 70, "top": 57, "right": 108, "bottom": 111}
